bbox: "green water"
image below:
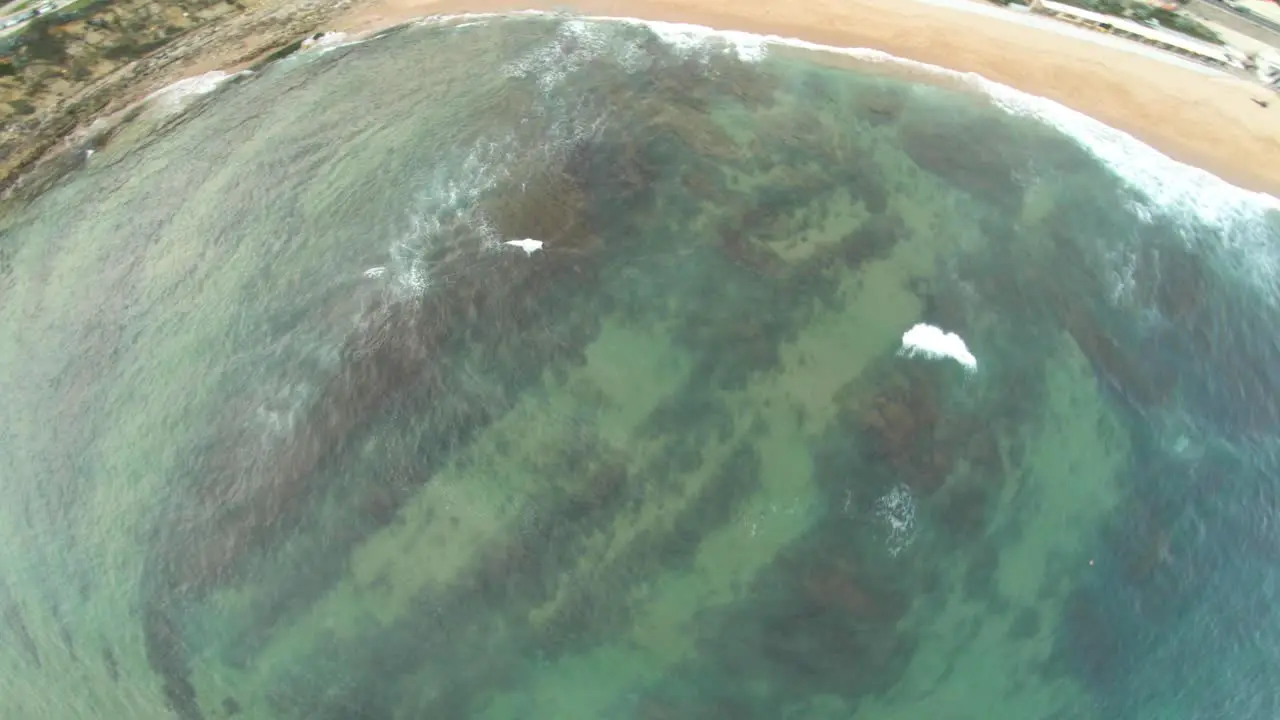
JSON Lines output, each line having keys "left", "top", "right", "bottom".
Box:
{"left": 0, "top": 15, "right": 1161, "bottom": 720}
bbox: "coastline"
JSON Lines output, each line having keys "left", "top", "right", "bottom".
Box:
{"left": 321, "top": 0, "right": 1280, "bottom": 197}
{"left": 4, "top": 0, "right": 1280, "bottom": 200}
{"left": 0, "top": 0, "right": 339, "bottom": 202}
{"left": 1, "top": 5, "right": 1274, "bottom": 718}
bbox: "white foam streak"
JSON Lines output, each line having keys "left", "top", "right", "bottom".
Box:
{"left": 503, "top": 238, "right": 544, "bottom": 255}
{"left": 301, "top": 32, "right": 377, "bottom": 58}
{"left": 978, "top": 80, "right": 1280, "bottom": 219}
{"left": 402, "top": 11, "right": 1280, "bottom": 299}
{"left": 143, "top": 70, "right": 244, "bottom": 110}
{"left": 504, "top": 19, "right": 615, "bottom": 92}
{"left": 874, "top": 484, "right": 917, "bottom": 557}
{"left": 633, "top": 19, "right": 768, "bottom": 62}
{"left": 301, "top": 31, "right": 350, "bottom": 51}
{"left": 900, "top": 323, "right": 978, "bottom": 371}
{"left": 418, "top": 11, "right": 1279, "bottom": 226}
{"left": 623, "top": 20, "right": 1278, "bottom": 217}
{"left": 373, "top": 130, "right": 524, "bottom": 298}
{"left": 499, "top": 11, "right": 769, "bottom": 88}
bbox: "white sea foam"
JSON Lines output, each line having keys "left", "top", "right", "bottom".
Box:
{"left": 375, "top": 84, "right": 608, "bottom": 296}
{"left": 874, "top": 483, "right": 917, "bottom": 557}
{"left": 976, "top": 80, "right": 1280, "bottom": 218}
{"left": 143, "top": 70, "right": 245, "bottom": 111}
{"left": 411, "top": 10, "right": 522, "bottom": 28}
{"left": 500, "top": 11, "right": 768, "bottom": 91}
{"left": 632, "top": 21, "right": 1276, "bottom": 216}
{"left": 301, "top": 31, "right": 350, "bottom": 51}
{"left": 376, "top": 130, "right": 525, "bottom": 298}
{"left": 900, "top": 323, "right": 978, "bottom": 371}
{"left": 615, "top": 15, "right": 1280, "bottom": 297}
{"left": 504, "top": 19, "right": 614, "bottom": 92}
{"left": 300, "top": 32, "right": 380, "bottom": 61}
{"left": 425, "top": 12, "right": 1279, "bottom": 216}
{"left": 409, "top": 11, "right": 1280, "bottom": 297}
{"left": 630, "top": 19, "right": 768, "bottom": 62}
{"left": 504, "top": 238, "right": 544, "bottom": 255}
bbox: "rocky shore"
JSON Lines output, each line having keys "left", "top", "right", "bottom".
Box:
{"left": 4, "top": 0, "right": 1280, "bottom": 209}
{"left": 0, "top": 0, "right": 344, "bottom": 200}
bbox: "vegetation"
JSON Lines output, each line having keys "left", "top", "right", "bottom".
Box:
{"left": 56, "top": 0, "right": 109, "bottom": 15}
{"left": 17, "top": 15, "right": 68, "bottom": 63}
{"left": 0, "top": 0, "right": 111, "bottom": 64}
{"left": 1134, "top": 4, "right": 1224, "bottom": 43}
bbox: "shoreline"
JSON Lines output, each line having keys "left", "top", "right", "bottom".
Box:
{"left": 320, "top": 0, "right": 1280, "bottom": 197}
{"left": 4, "top": 0, "right": 1280, "bottom": 200}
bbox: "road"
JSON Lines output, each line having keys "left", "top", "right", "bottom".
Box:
{"left": 1192, "top": 0, "right": 1280, "bottom": 44}
{"left": 0, "top": 0, "right": 86, "bottom": 39}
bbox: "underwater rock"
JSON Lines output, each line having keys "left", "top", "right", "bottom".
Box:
{"left": 392, "top": 441, "right": 763, "bottom": 719}
{"left": 853, "top": 84, "right": 907, "bottom": 127}
{"left": 142, "top": 599, "right": 201, "bottom": 720}
{"left": 963, "top": 540, "right": 1002, "bottom": 600}
{"left": 1060, "top": 302, "right": 1172, "bottom": 409}
{"left": 852, "top": 366, "right": 951, "bottom": 496}
{"left": 101, "top": 645, "right": 119, "bottom": 683}
{"left": 2, "top": 598, "right": 41, "bottom": 669}
{"left": 912, "top": 276, "right": 976, "bottom": 344}
{"left": 678, "top": 162, "right": 725, "bottom": 204}
{"left": 1008, "top": 606, "right": 1042, "bottom": 641}
{"left": 936, "top": 483, "right": 992, "bottom": 541}
{"left": 1143, "top": 242, "right": 1208, "bottom": 323}
{"left": 899, "top": 114, "right": 1026, "bottom": 212}
{"left": 719, "top": 220, "right": 786, "bottom": 278}
{"left": 836, "top": 341, "right": 1014, "bottom": 524}
{"left": 135, "top": 118, "right": 661, "bottom": 716}
{"left": 154, "top": 122, "right": 622, "bottom": 591}
{"left": 355, "top": 481, "right": 403, "bottom": 527}
{"left": 758, "top": 570, "right": 913, "bottom": 700}
{"left": 1060, "top": 590, "right": 1124, "bottom": 687}
{"left": 842, "top": 212, "right": 904, "bottom": 267}
{"left": 803, "top": 559, "right": 883, "bottom": 620}
{"left": 844, "top": 163, "right": 890, "bottom": 215}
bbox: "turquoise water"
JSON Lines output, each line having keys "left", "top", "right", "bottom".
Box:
{"left": 1, "top": 13, "right": 1278, "bottom": 719}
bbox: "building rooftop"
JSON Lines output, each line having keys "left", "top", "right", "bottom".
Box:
{"left": 1037, "top": 0, "right": 1232, "bottom": 63}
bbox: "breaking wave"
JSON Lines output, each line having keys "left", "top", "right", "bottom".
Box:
{"left": 420, "top": 11, "right": 1280, "bottom": 296}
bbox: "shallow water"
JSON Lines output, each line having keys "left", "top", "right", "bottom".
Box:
{"left": 1, "top": 13, "right": 1279, "bottom": 720}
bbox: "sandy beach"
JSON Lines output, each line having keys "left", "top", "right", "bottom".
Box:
{"left": 322, "top": 0, "right": 1280, "bottom": 196}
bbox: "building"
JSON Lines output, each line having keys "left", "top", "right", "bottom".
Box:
{"left": 1032, "top": 0, "right": 1233, "bottom": 65}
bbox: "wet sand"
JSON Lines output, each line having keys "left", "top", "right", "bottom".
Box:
{"left": 327, "top": 0, "right": 1280, "bottom": 197}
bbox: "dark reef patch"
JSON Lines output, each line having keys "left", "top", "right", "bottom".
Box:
{"left": 102, "top": 645, "right": 120, "bottom": 683}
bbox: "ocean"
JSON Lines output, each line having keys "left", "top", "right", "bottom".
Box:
{"left": 1, "top": 12, "right": 1279, "bottom": 719}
